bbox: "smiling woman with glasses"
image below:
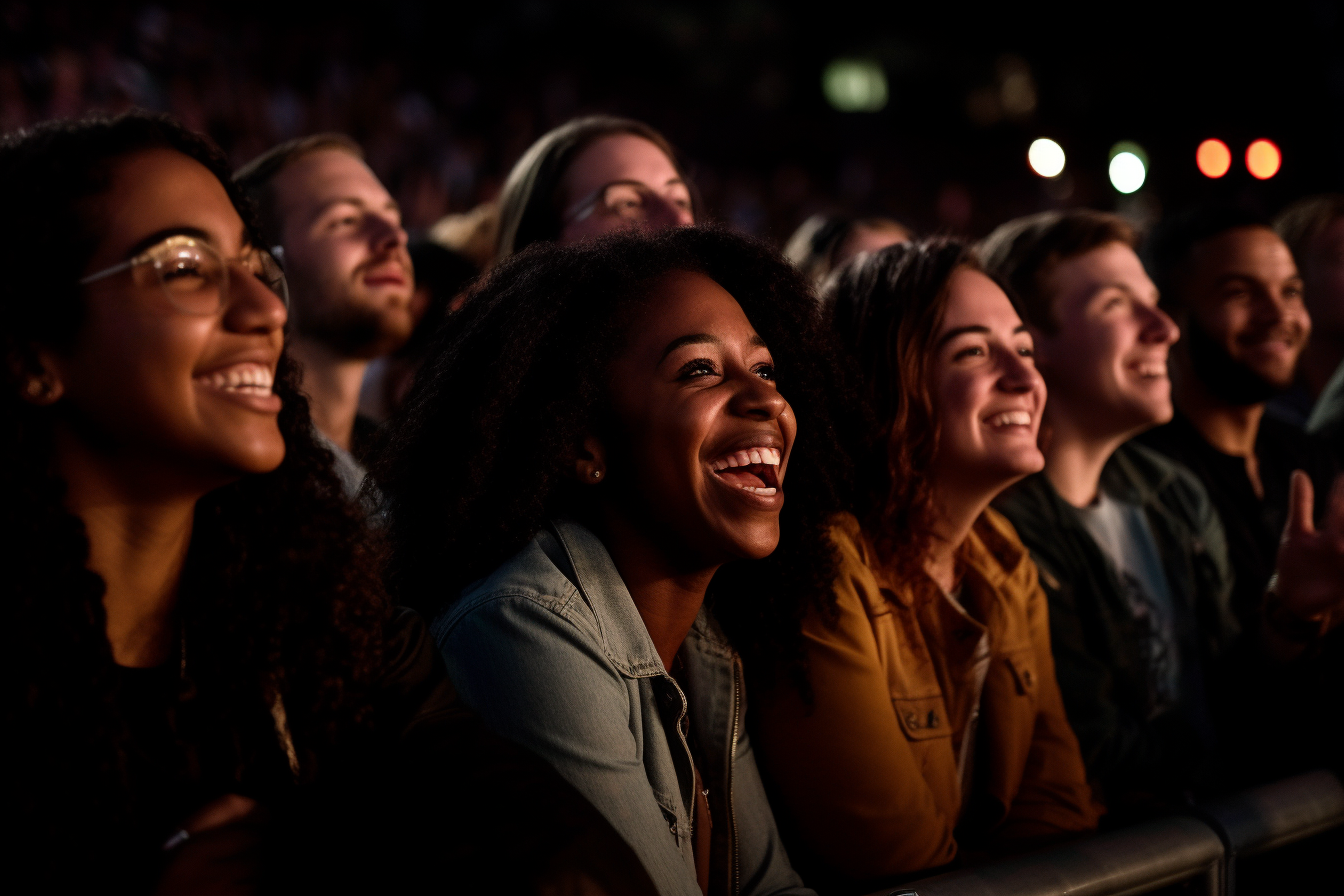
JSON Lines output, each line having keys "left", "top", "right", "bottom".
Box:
{"left": 496, "top": 114, "right": 699, "bottom": 260}
{"left": 0, "top": 111, "right": 652, "bottom": 895}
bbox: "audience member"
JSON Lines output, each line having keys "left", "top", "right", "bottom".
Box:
{"left": 495, "top": 115, "right": 696, "bottom": 259}
{"left": 1139, "top": 208, "right": 1341, "bottom": 631}
{"left": 375, "top": 226, "right": 845, "bottom": 896}
{"left": 753, "top": 239, "right": 1097, "bottom": 891}
{"left": 985, "top": 209, "right": 1344, "bottom": 801}
{"left": 358, "top": 239, "right": 478, "bottom": 423}
{"left": 429, "top": 200, "right": 501, "bottom": 270}
{"left": 1273, "top": 194, "right": 1344, "bottom": 419}
{"left": 1, "top": 111, "right": 654, "bottom": 894}
{"left": 1308, "top": 357, "right": 1344, "bottom": 458}
{"left": 235, "top": 134, "right": 415, "bottom": 491}
{"left": 981, "top": 210, "right": 1239, "bottom": 808}
{"left": 783, "top": 213, "right": 912, "bottom": 287}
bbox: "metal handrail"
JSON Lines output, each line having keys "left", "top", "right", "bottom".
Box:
{"left": 865, "top": 770, "right": 1343, "bottom": 896}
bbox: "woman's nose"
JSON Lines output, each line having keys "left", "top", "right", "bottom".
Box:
{"left": 998, "top": 349, "right": 1042, "bottom": 394}
{"left": 224, "top": 268, "right": 288, "bottom": 334}
{"left": 730, "top": 372, "right": 788, "bottom": 420}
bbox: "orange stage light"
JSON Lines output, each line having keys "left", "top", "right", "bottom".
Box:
{"left": 1196, "top": 139, "right": 1232, "bottom": 178}
{"left": 1246, "top": 139, "right": 1281, "bottom": 180}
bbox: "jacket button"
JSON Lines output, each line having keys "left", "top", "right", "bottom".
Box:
{"left": 927, "top": 710, "right": 939, "bottom": 728}
{"left": 905, "top": 711, "right": 921, "bottom": 729}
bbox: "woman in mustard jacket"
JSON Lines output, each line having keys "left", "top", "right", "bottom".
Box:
{"left": 752, "top": 239, "right": 1099, "bottom": 891}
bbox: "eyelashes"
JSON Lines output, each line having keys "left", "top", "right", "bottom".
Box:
{"left": 675, "top": 358, "right": 778, "bottom": 381}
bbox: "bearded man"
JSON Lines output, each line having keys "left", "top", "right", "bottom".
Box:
{"left": 1139, "top": 208, "right": 1339, "bottom": 620}
{"left": 236, "top": 135, "right": 415, "bottom": 492}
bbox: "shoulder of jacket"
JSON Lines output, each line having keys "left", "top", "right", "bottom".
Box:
{"left": 440, "top": 541, "right": 584, "bottom": 629}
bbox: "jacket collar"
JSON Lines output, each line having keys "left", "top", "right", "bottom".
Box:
{"left": 547, "top": 518, "right": 668, "bottom": 678}
{"left": 866, "top": 511, "right": 1026, "bottom": 607}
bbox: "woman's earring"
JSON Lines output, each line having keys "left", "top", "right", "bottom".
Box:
{"left": 591, "top": 469, "right": 603, "bottom": 480}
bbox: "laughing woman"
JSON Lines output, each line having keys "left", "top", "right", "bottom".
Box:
{"left": 375, "top": 227, "right": 847, "bottom": 896}
{"left": 750, "top": 240, "right": 1099, "bottom": 891}
{"left": 0, "top": 113, "right": 651, "bottom": 895}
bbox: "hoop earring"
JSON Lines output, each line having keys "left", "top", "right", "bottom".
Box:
{"left": 591, "top": 469, "right": 603, "bottom": 479}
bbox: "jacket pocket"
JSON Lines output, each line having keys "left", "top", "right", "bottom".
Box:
{"left": 892, "top": 695, "right": 953, "bottom": 741}
{"left": 1003, "top": 649, "right": 1039, "bottom": 699}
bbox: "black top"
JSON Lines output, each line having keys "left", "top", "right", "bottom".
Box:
{"left": 1138, "top": 412, "right": 1338, "bottom": 625}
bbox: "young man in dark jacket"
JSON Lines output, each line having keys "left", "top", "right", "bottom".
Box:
{"left": 979, "top": 211, "right": 1344, "bottom": 815}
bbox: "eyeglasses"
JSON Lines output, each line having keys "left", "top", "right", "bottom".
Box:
{"left": 562, "top": 179, "right": 694, "bottom": 225}
{"left": 79, "top": 235, "right": 289, "bottom": 315}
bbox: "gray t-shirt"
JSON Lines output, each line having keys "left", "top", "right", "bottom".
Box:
{"left": 1072, "top": 491, "right": 1181, "bottom": 717}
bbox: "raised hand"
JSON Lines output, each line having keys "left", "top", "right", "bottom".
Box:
{"left": 1271, "top": 470, "right": 1344, "bottom": 624}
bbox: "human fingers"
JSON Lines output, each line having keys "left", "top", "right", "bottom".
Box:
{"left": 1283, "top": 469, "right": 1315, "bottom": 542}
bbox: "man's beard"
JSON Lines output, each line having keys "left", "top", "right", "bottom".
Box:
{"left": 301, "top": 303, "right": 410, "bottom": 359}
{"left": 1186, "top": 316, "right": 1285, "bottom": 406}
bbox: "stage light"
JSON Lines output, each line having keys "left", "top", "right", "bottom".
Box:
{"left": 1246, "top": 139, "right": 1281, "bottom": 179}
{"left": 823, "top": 60, "right": 888, "bottom": 112}
{"left": 1108, "top": 141, "right": 1148, "bottom": 194}
{"left": 1196, "top": 139, "right": 1231, "bottom": 178}
{"left": 1028, "top": 138, "right": 1065, "bottom": 178}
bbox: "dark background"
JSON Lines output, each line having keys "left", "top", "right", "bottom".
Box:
{"left": 4, "top": 0, "right": 1342, "bottom": 242}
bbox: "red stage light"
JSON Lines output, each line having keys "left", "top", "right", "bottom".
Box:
{"left": 1246, "top": 139, "right": 1281, "bottom": 180}
{"left": 1196, "top": 139, "right": 1232, "bottom": 178}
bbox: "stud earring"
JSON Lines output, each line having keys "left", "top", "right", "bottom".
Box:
{"left": 592, "top": 469, "right": 602, "bottom": 479}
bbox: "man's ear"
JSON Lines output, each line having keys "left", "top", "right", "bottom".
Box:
{"left": 572, "top": 435, "right": 608, "bottom": 485}
{"left": 10, "top": 347, "right": 64, "bottom": 406}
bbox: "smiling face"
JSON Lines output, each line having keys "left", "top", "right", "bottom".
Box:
{"left": 271, "top": 148, "right": 414, "bottom": 358}
{"left": 602, "top": 270, "right": 795, "bottom": 566}
{"left": 557, "top": 134, "right": 694, "bottom": 245}
{"left": 929, "top": 268, "right": 1046, "bottom": 495}
{"left": 1176, "top": 226, "right": 1310, "bottom": 400}
{"left": 1033, "top": 241, "right": 1180, "bottom": 439}
{"left": 45, "top": 147, "right": 287, "bottom": 482}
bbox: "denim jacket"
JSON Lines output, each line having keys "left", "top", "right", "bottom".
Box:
{"left": 432, "top": 519, "right": 812, "bottom": 896}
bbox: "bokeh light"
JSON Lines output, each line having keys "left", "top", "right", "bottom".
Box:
{"left": 1108, "top": 141, "right": 1148, "bottom": 194}
{"left": 1245, "top": 139, "right": 1281, "bottom": 180}
{"left": 1109, "top": 153, "right": 1146, "bottom": 194}
{"left": 822, "top": 60, "right": 888, "bottom": 112}
{"left": 1196, "top": 139, "right": 1232, "bottom": 178}
{"left": 1027, "top": 138, "right": 1066, "bottom": 178}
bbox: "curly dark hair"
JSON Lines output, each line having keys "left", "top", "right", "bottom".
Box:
{"left": 373, "top": 225, "right": 848, "bottom": 683}
{"left": 0, "top": 112, "right": 390, "bottom": 884}
{"left": 820, "top": 237, "right": 983, "bottom": 582}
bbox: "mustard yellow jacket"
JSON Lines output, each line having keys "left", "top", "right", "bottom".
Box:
{"left": 753, "top": 511, "right": 1099, "bottom": 885}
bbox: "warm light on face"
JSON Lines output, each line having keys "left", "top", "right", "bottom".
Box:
{"left": 1196, "top": 139, "right": 1232, "bottom": 178}
{"left": 1245, "top": 139, "right": 1281, "bottom": 180}
{"left": 1028, "top": 138, "right": 1066, "bottom": 178}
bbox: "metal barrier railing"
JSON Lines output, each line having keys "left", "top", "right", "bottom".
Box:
{"left": 867, "top": 770, "right": 1344, "bottom": 896}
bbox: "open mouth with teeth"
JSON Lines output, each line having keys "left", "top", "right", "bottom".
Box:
{"left": 710, "top": 447, "right": 782, "bottom": 496}
{"left": 195, "top": 363, "right": 275, "bottom": 395}
{"left": 1130, "top": 362, "right": 1168, "bottom": 379}
{"left": 985, "top": 411, "right": 1032, "bottom": 428}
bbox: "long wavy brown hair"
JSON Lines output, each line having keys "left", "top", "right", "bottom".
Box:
{"left": 820, "top": 238, "right": 982, "bottom": 582}
{"left": 0, "top": 113, "right": 391, "bottom": 887}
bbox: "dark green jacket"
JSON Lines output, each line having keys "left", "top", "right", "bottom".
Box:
{"left": 993, "top": 442, "right": 1240, "bottom": 809}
